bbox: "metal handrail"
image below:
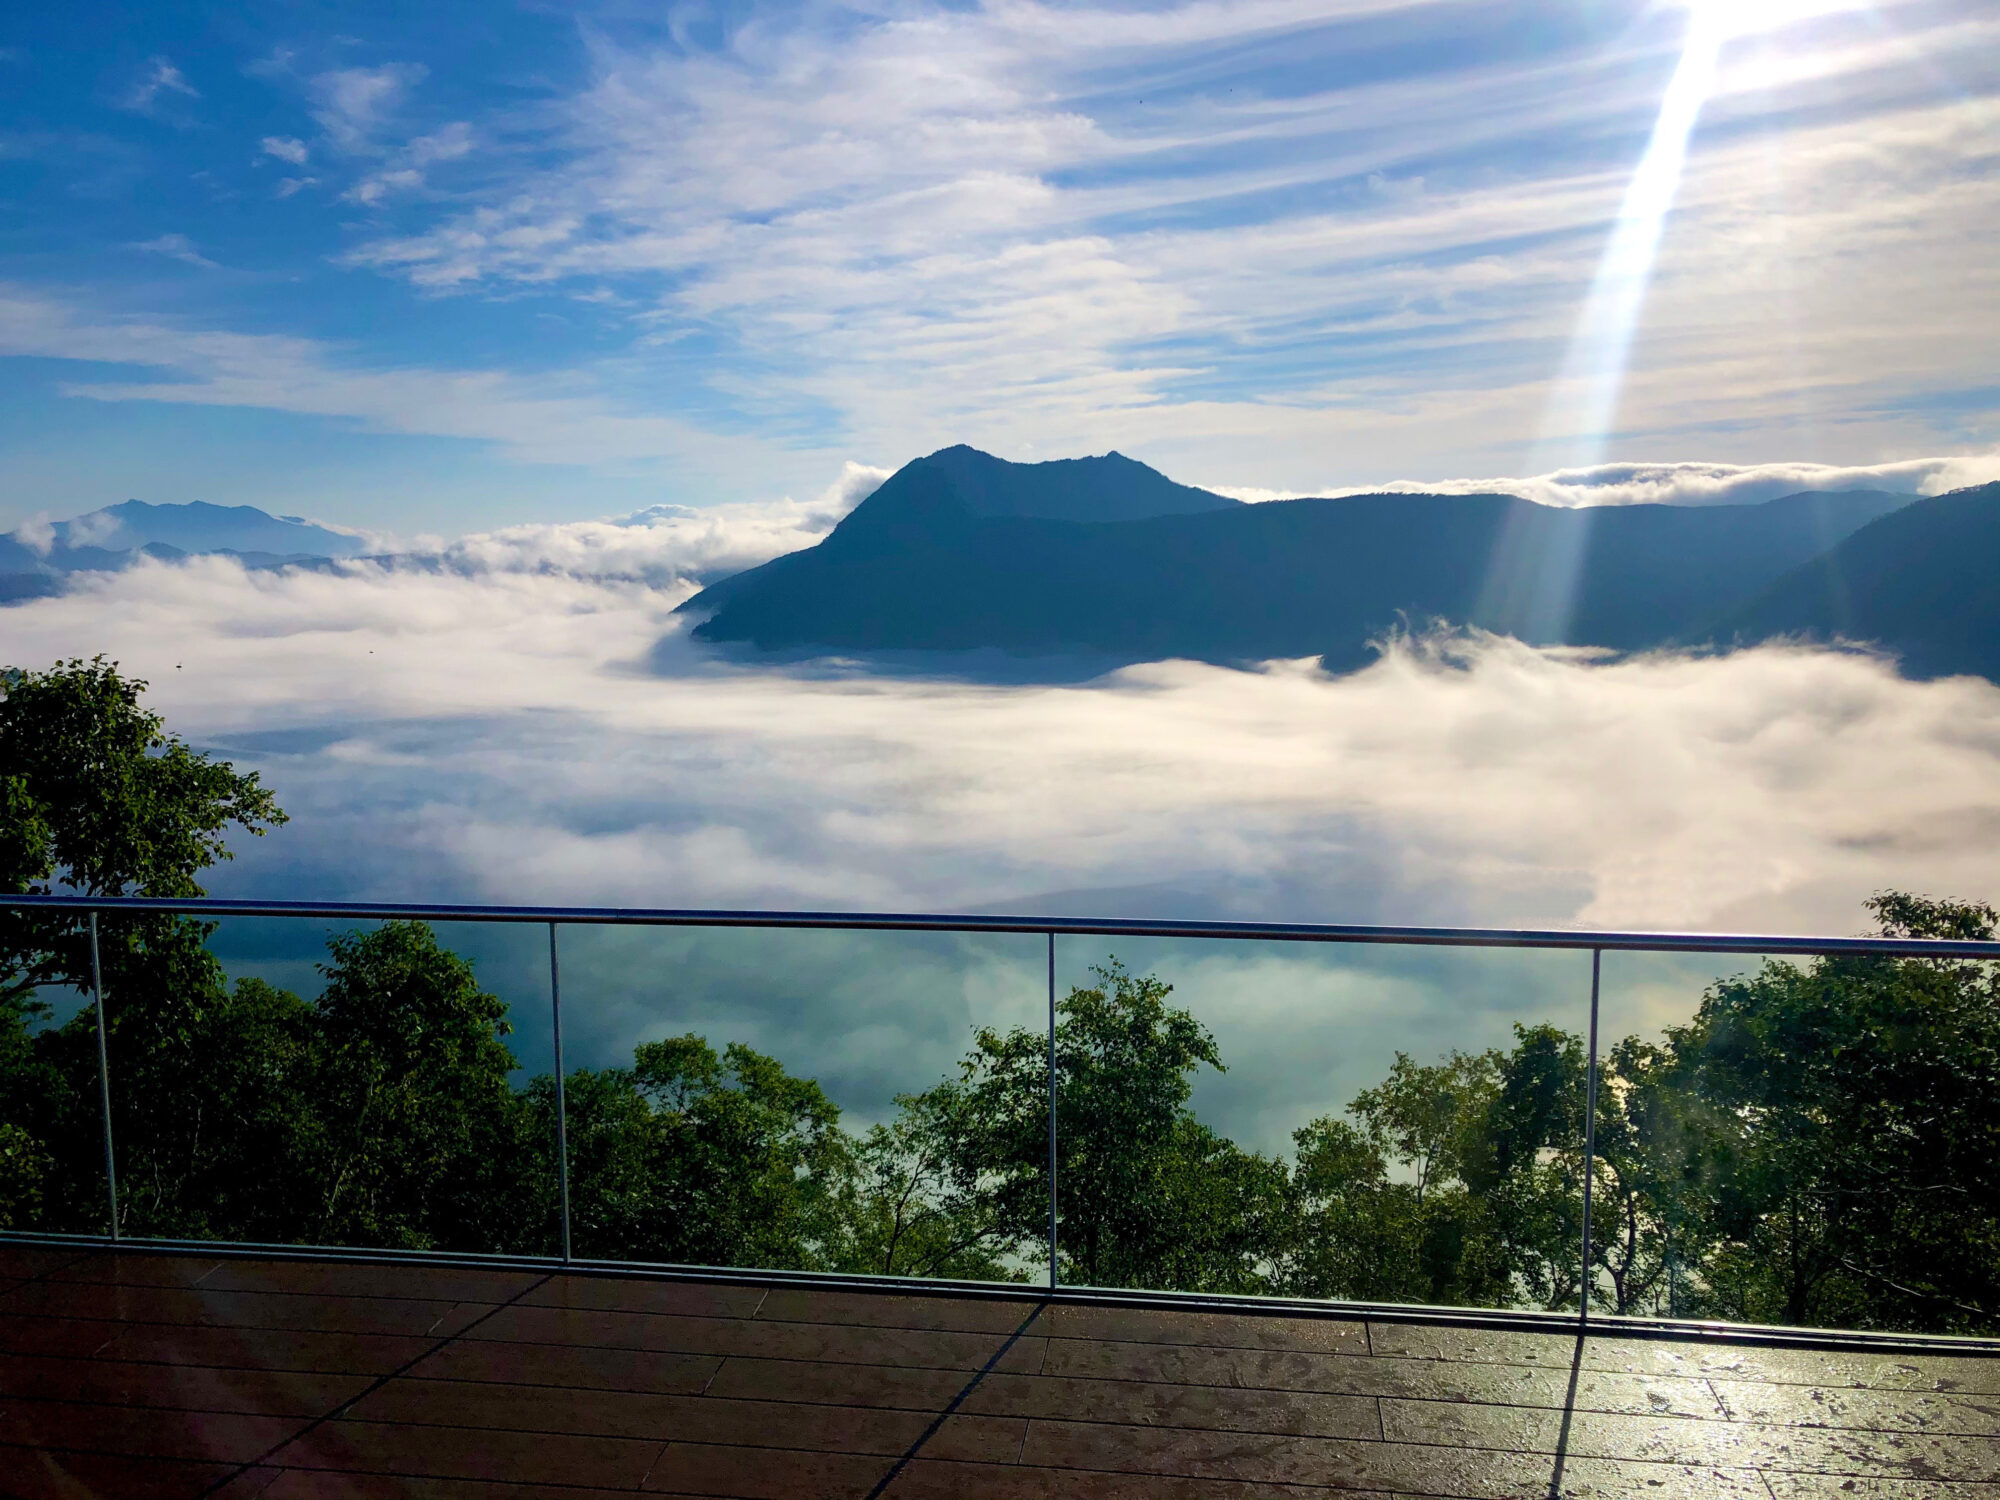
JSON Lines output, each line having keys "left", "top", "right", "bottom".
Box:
{"left": 7, "top": 892, "right": 1999, "bottom": 957}
{"left": 9, "top": 891, "right": 1998, "bottom": 1348}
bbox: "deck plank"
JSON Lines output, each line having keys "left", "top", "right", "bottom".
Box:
{"left": 0, "top": 1396, "right": 304, "bottom": 1465}
{"left": 344, "top": 1378, "right": 1026, "bottom": 1460}
{"left": 0, "top": 1352, "right": 369, "bottom": 1416}
{"left": 405, "top": 1338, "right": 725, "bottom": 1394}
{"left": 265, "top": 1418, "right": 669, "bottom": 1488}
{"left": 469, "top": 1302, "right": 1051, "bottom": 1374}
{"left": 0, "top": 1442, "right": 237, "bottom": 1499}
{"left": 6, "top": 1279, "right": 499, "bottom": 1338}
{"left": 1, "top": 1247, "right": 1995, "bottom": 1499}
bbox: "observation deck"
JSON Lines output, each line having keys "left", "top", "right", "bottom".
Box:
{"left": 5, "top": 1241, "right": 1997, "bottom": 1499}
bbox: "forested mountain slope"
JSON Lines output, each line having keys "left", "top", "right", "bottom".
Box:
{"left": 683, "top": 447, "right": 1919, "bottom": 670}
{"left": 1720, "top": 481, "right": 1999, "bottom": 680}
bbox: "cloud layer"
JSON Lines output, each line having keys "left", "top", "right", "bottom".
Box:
{"left": 11, "top": 550, "right": 1996, "bottom": 1142}
{"left": 1218, "top": 454, "right": 2000, "bottom": 508}
{"left": 405, "top": 461, "right": 888, "bottom": 582}
{"left": 9, "top": 554, "right": 1994, "bottom": 936}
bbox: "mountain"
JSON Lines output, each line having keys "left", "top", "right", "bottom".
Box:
{"left": 867, "top": 444, "right": 1241, "bottom": 523}
{"left": 682, "top": 447, "right": 1918, "bottom": 669}
{"left": 1720, "top": 482, "right": 1999, "bottom": 680}
{"left": 1, "top": 499, "right": 367, "bottom": 585}
{"left": 52, "top": 499, "right": 367, "bottom": 559}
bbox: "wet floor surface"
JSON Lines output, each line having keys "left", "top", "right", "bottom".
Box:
{"left": 2, "top": 1244, "right": 1996, "bottom": 1498}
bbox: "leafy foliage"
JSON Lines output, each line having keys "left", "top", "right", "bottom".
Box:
{"left": 0, "top": 657, "right": 289, "bottom": 1233}
{"left": 1652, "top": 893, "right": 2000, "bottom": 1331}
{"left": 930, "top": 960, "right": 1286, "bottom": 1292}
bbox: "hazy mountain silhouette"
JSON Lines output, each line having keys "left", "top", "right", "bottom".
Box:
{"left": 683, "top": 447, "right": 1925, "bottom": 672}
{"left": 1, "top": 499, "right": 368, "bottom": 591}
{"left": 1719, "top": 481, "right": 1998, "bottom": 680}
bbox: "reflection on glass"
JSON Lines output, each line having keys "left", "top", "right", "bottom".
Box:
{"left": 1038, "top": 938, "right": 1593, "bottom": 1312}
{"left": 7, "top": 894, "right": 1993, "bottom": 1340}
{"left": 1599, "top": 905, "right": 2000, "bottom": 1336}
{"left": 552, "top": 923, "right": 1047, "bottom": 1280}
{"left": 1, "top": 913, "right": 113, "bottom": 1235}
{"left": 85, "top": 913, "right": 558, "bottom": 1255}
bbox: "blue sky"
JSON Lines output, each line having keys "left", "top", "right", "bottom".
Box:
{"left": 2, "top": 0, "right": 1995, "bottom": 534}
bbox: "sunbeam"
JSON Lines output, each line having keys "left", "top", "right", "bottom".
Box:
{"left": 1493, "top": 2, "right": 1745, "bottom": 643}
{"left": 1530, "top": 7, "right": 1728, "bottom": 473}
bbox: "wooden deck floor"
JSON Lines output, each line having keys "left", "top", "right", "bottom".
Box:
{"left": 2, "top": 1245, "right": 1997, "bottom": 1499}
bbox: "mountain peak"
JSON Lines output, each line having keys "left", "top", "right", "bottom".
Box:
{"left": 873, "top": 444, "right": 1241, "bottom": 525}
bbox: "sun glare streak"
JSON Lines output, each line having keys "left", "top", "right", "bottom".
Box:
{"left": 1531, "top": 8, "right": 1728, "bottom": 472}
{"left": 1489, "top": 6, "right": 1736, "bottom": 644}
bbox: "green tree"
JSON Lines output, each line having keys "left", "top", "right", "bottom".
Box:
{"left": 1661, "top": 894, "right": 2000, "bottom": 1332}
{"left": 0, "top": 658, "right": 283, "bottom": 897}
{"left": 933, "top": 960, "right": 1287, "bottom": 1292}
{"left": 553, "top": 1034, "right": 856, "bottom": 1270}
{"left": 1283, "top": 1049, "right": 1511, "bottom": 1306}
{"left": 0, "top": 658, "right": 287, "bottom": 1234}
{"left": 1286, "top": 1027, "right": 1590, "bottom": 1311}
{"left": 837, "top": 1080, "right": 1021, "bottom": 1280}
{"left": 297, "top": 922, "right": 532, "bottom": 1251}
{"left": 1461, "top": 1023, "right": 1591, "bottom": 1311}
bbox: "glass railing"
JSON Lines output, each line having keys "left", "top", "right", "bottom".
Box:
{"left": 2, "top": 895, "right": 1995, "bottom": 1341}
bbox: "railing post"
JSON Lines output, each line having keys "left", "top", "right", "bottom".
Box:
{"left": 1579, "top": 946, "right": 1601, "bottom": 1327}
{"left": 88, "top": 913, "right": 121, "bottom": 1241}
{"left": 1666, "top": 1202, "right": 1678, "bottom": 1320}
{"left": 1047, "top": 931, "right": 1058, "bottom": 1290}
{"left": 549, "top": 922, "right": 573, "bottom": 1264}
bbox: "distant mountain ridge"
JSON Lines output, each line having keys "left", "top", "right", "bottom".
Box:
{"left": 0, "top": 500, "right": 368, "bottom": 598}
{"left": 683, "top": 446, "right": 1991, "bottom": 681}
{"left": 1718, "top": 483, "right": 1999, "bottom": 681}
{"left": 9, "top": 462, "right": 1988, "bottom": 684}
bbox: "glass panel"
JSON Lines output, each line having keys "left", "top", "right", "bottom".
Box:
{"left": 1, "top": 915, "right": 112, "bottom": 1235}
{"left": 1598, "top": 947, "right": 2000, "bottom": 1337}
{"left": 102, "top": 912, "right": 558, "bottom": 1255}
{"left": 1049, "top": 936, "right": 1593, "bottom": 1311}
{"left": 553, "top": 923, "right": 1048, "bottom": 1282}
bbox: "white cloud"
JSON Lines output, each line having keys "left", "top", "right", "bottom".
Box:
{"left": 416, "top": 461, "right": 888, "bottom": 582}
{"left": 0, "top": 286, "right": 754, "bottom": 474}
{"left": 329, "top": 0, "right": 1999, "bottom": 481}
{"left": 310, "top": 62, "right": 426, "bottom": 153}
{"left": 130, "top": 233, "right": 219, "bottom": 271}
{"left": 346, "top": 121, "right": 474, "bottom": 205}
{"left": 9, "top": 514, "right": 54, "bottom": 556}
{"left": 1212, "top": 454, "right": 2000, "bottom": 507}
{"left": 56, "top": 509, "right": 125, "bottom": 548}
{"left": 4, "top": 555, "right": 1994, "bottom": 942}
{"left": 259, "top": 135, "right": 309, "bottom": 165}
{"left": 120, "top": 56, "right": 199, "bottom": 115}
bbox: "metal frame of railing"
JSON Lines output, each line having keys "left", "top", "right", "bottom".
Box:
{"left": 8, "top": 893, "right": 2000, "bottom": 1353}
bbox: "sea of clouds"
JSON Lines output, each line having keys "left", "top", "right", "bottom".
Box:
{"left": 10, "top": 479, "right": 1999, "bottom": 1141}
{"left": 1209, "top": 453, "right": 2000, "bottom": 508}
